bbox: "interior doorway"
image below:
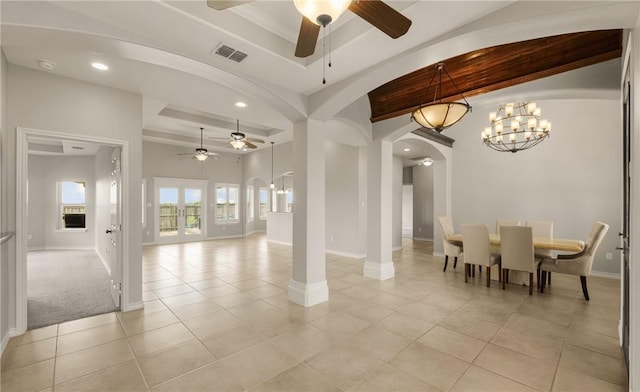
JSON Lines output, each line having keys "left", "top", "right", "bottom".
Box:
{"left": 402, "top": 184, "right": 413, "bottom": 238}
{"left": 16, "top": 127, "right": 127, "bottom": 334}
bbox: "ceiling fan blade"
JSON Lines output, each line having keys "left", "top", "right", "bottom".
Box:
{"left": 245, "top": 137, "right": 265, "bottom": 144}
{"left": 295, "top": 17, "right": 320, "bottom": 58}
{"left": 206, "top": 0, "right": 253, "bottom": 10}
{"left": 177, "top": 152, "right": 196, "bottom": 156}
{"left": 348, "top": 0, "right": 411, "bottom": 39}
{"left": 205, "top": 151, "right": 220, "bottom": 156}
{"left": 244, "top": 140, "right": 258, "bottom": 149}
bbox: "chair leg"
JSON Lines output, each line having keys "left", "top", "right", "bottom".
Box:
{"left": 453, "top": 257, "right": 458, "bottom": 269}
{"left": 443, "top": 255, "right": 449, "bottom": 272}
{"left": 472, "top": 265, "right": 475, "bottom": 278}
{"left": 502, "top": 269, "right": 507, "bottom": 290}
{"left": 540, "top": 271, "right": 546, "bottom": 293}
{"left": 580, "top": 276, "right": 590, "bottom": 301}
{"left": 487, "top": 266, "right": 491, "bottom": 287}
{"left": 548, "top": 272, "right": 551, "bottom": 285}
{"left": 479, "top": 266, "right": 483, "bottom": 276}
{"left": 498, "top": 262, "right": 502, "bottom": 283}
{"left": 536, "top": 268, "right": 540, "bottom": 289}
{"left": 529, "top": 273, "right": 533, "bottom": 295}
{"left": 464, "top": 264, "right": 468, "bottom": 283}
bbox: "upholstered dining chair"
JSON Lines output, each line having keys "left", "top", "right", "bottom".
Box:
{"left": 539, "top": 221, "right": 609, "bottom": 300}
{"left": 438, "top": 216, "right": 462, "bottom": 272}
{"left": 495, "top": 219, "right": 521, "bottom": 234}
{"left": 500, "top": 225, "right": 536, "bottom": 295}
{"left": 461, "top": 224, "right": 501, "bottom": 287}
{"left": 526, "top": 220, "right": 554, "bottom": 286}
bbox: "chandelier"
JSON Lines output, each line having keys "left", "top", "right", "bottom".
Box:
{"left": 482, "top": 102, "right": 551, "bottom": 153}
{"left": 411, "top": 63, "right": 471, "bottom": 133}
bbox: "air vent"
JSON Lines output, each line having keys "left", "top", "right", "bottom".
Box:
{"left": 212, "top": 43, "right": 248, "bottom": 63}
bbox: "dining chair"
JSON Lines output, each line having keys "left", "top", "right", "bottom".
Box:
{"left": 495, "top": 219, "right": 521, "bottom": 233}
{"left": 539, "top": 221, "right": 609, "bottom": 300}
{"left": 461, "top": 224, "right": 501, "bottom": 287}
{"left": 500, "top": 225, "right": 536, "bottom": 295}
{"left": 438, "top": 216, "right": 462, "bottom": 272}
{"left": 526, "top": 220, "right": 554, "bottom": 286}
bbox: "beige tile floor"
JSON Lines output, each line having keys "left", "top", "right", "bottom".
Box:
{"left": 1, "top": 234, "right": 628, "bottom": 391}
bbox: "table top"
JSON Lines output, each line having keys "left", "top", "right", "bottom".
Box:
{"left": 446, "top": 233, "right": 585, "bottom": 253}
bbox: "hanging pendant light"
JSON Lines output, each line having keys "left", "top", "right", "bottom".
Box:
{"left": 411, "top": 63, "right": 471, "bottom": 133}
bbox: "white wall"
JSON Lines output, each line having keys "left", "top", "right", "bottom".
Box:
{"left": 325, "top": 140, "right": 364, "bottom": 257}
{"left": 28, "top": 155, "right": 95, "bottom": 249}
{"left": 95, "top": 146, "right": 116, "bottom": 271}
{"left": 452, "top": 98, "right": 621, "bottom": 275}
{"left": 413, "top": 165, "right": 435, "bottom": 241}
{"left": 392, "top": 155, "right": 403, "bottom": 249}
{"left": 402, "top": 185, "right": 413, "bottom": 238}
{"left": 0, "top": 48, "right": 10, "bottom": 350}
{"left": 7, "top": 65, "right": 143, "bottom": 318}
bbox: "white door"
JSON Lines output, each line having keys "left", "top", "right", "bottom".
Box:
{"left": 155, "top": 178, "right": 207, "bottom": 243}
{"left": 107, "top": 148, "right": 122, "bottom": 308}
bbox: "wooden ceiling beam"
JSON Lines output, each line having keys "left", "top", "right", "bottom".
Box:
{"left": 368, "top": 30, "right": 623, "bottom": 123}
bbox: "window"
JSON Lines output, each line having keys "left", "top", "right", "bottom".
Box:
{"left": 259, "top": 187, "right": 268, "bottom": 219}
{"left": 286, "top": 189, "right": 294, "bottom": 212}
{"left": 247, "top": 186, "right": 254, "bottom": 222}
{"left": 216, "top": 184, "right": 239, "bottom": 222}
{"left": 271, "top": 189, "right": 278, "bottom": 212}
{"left": 141, "top": 179, "right": 147, "bottom": 228}
{"left": 58, "top": 181, "right": 86, "bottom": 229}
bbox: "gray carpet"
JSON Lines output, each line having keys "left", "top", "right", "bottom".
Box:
{"left": 28, "top": 249, "right": 118, "bottom": 330}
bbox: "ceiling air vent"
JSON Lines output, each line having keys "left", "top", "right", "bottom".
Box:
{"left": 213, "top": 43, "right": 248, "bottom": 63}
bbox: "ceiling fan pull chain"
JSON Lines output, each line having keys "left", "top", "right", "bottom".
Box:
{"left": 328, "top": 24, "right": 332, "bottom": 68}
{"left": 322, "top": 27, "right": 327, "bottom": 84}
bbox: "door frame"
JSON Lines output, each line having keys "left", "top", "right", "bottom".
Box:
{"left": 15, "top": 126, "right": 130, "bottom": 335}
{"left": 153, "top": 177, "right": 208, "bottom": 243}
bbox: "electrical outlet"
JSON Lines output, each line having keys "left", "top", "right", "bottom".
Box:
{"left": 418, "top": 227, "right": 422, "bottom": 232}
{"left": 330, "top": 236, "right": 334, "bottom": 242}
{"left": 606, "top": 252, "right": 613, "bottom": 260}
{"left": 27, "top": 234, "right": 33, "bottom": 240}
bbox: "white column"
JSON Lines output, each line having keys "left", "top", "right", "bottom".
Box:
{"left": 289, "top": 119, "right": 329, "bottom": 306}
{"left": 365, "top": 138, "right": 395, "bottom": 280}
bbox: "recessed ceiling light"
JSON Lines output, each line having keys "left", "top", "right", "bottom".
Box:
{"left": 403, "top": 148, "right": 411, "bottom": 152}
{"left": 235, "top": 102, "right": 247, "bottom": 108}
{"left": 91, "top": 62, "right": 109, "bottom": 71}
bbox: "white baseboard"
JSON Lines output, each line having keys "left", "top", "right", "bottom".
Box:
{"left": 1, "top": 328, "right": 15, "bottom": 356}
{"left": 41, "top": 246, "right": 94, "bottom": 250}
{"left": 288, "top": 280, "right": 329, "bottom": 307}
{"left": 590, "top": 271, "right": 621, "bottom": 279}
{"left": 433, "top": 252, "right": 445, "bottom": 257}
{"left": 142, "top": 242, "right": 155, "bottom": 247}
{"left": 392, "top": 246, "right": 402, "bottom": 251}
{"left": 266, "top": 239, "right": 292, "bottom": 246}
{"left": 96, "top": 249, "right": 112, "bottom": 276}
{"left": 27, "top": 246, "right": 45, "bottom": 251}
{"left": 122, "top": 301, "right": 144, "bottom": 312}
{"left": 326, "top": 249, "right": 366, "bottom": 259}
{"left": 245, "top": 230, "right": 266, "bottom": 236}
{"left": 412, "top": 237, "right": 433, "bottom": 242}
{"left": 208, "top": 234, "right": 245, "bottom": 241}
{"left": 364, "top": 261, "right": 395, "bottom": 280}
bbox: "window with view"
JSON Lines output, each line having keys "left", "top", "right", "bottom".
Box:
{"left": 58, "top": 181, "right": 86, "bottom": 229}
{"left": 216, "top": 184, "right": 239, "bottom": 222}
{"left": 259, "top": 187, "right": 268, "bottom": 219}
{"left": 247, "top": 186, "right": 254, "bottom": 222}
{"left": 286, "top": 189, "right": 294, "bottom": 212}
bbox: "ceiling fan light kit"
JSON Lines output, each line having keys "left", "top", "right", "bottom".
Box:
{"left": 411, "top": 63, "right": 471, "bottom": 133}
{"left": 293, "top": 0, "right": 351, "bottom": 26}
{"left": 178, "top": 127, "right": 220, "bottom": 161}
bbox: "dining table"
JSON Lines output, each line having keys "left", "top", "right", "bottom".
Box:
{"left": 445, "top": 233, "right": 585, "bottom": 285}
{"left": 446, "top": 233, "right": 585, "bottom": 253}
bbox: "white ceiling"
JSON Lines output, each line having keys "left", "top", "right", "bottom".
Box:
{"left": 2, "top": 1, "right": 638, "bottom": 158}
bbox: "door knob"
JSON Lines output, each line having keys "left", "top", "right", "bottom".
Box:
{"left": 105, "top": 229, "right": 113, "bottom": 234}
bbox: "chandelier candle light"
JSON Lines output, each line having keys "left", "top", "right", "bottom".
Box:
{"left": 482, "top": 102, "right": 551, "bottom": 153}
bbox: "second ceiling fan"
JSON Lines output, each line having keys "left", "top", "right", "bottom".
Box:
{"left": 206, "top": 0, "right": 412, "bottom": 58}
{"left": 209, "top": 120, "right": 265, "bottom": 150}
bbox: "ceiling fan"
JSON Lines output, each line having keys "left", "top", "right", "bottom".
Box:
{"left": 411, "top": 156, "right": 434, "bottom": 167}
{"left": 206, "top": 0, "right": 412, "bottom": 58}
{"left": 209, "top": 120, "right": 265, "bottom": 150}
{"left": 177, "top": 127, "right": 220, "bottom": 161}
